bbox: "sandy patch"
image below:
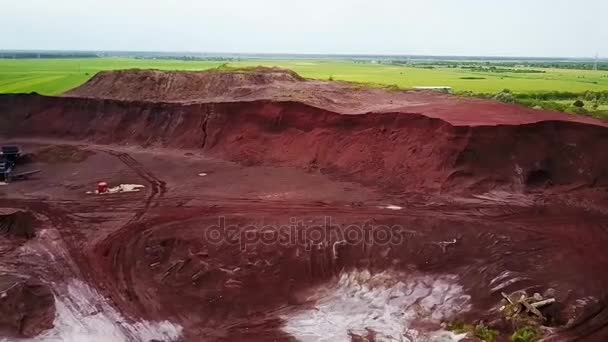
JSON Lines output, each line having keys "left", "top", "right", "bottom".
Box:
{"left": 282, "top": 270, "right": 470, "bottom": 341}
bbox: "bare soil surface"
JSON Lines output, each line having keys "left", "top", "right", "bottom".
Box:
{"left": 0, "top": 68, "right": 607, "bottom": 341}
{"left": 66, "top": 68, "right": 608, "bottom": 127}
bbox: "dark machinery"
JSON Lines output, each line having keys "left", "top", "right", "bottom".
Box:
{"left": 0, "top": 155, "right": 15, "bottom": 183}
{"left": 0, "top": 146, "right": 40, "bottom": 183}
{"left": 1, "top": 145, "right": 21, "bottom": 162}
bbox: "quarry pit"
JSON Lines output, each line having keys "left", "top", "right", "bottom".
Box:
{"left": 0, "top": 68, "right": 607, "bottom": 341}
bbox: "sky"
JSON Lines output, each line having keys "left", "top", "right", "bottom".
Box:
{"left": 1, "top": 0, "right": 607, "bottom": 58}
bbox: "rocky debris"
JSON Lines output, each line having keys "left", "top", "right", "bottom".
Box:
{"left": 0, "top": 275, "right": 55, "bottom": 337}
{"left": 500, "top": 291, "right": 556, "bottom": 323}
{"left": 349, "top": 328, "right": 377, "bottom": 341}
{"left": 0, "top": 211, "right": 37, "bottom": 239}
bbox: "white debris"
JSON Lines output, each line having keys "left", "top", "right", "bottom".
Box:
{"left": 198, "top": 173, "right": 208, "bottom": 177}
{"left": 470, "top": 191, "right": 536, "bottom": 206}
{"left": 6, "top": 221, "right": 181, "bottom": 342}
{"left": 282, "top": 270, "right": 470, "bottom": 342}
{"left": 110, "top": 184, "right": 145, "bottom": 193}
{"left": 0, "top": 182, "right": 7, "bottom": 186}
{"left": 27, "top": 279, "right": 182, "bottom": 342}
{"left": 86, "top": 184, "right": 145, "bottom": 195}
{"left": 383, "top": 205, "right": 403, "bottom": 210}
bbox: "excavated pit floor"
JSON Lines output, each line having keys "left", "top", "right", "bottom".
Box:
{"left": 0, "top": 141, "right": 607, "bottom": 341}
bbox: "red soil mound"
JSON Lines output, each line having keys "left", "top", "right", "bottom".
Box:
{"left": 64, "top": 68, "right": 608, "bottom": 128}
{"left": 0, "top": 275, "right": 55, "bottom": 337}
{"left": 66, "top": 67, "right": 305, "bottom": 102}
{"left": 23, "top": 145, "right": 95, "bottom": 164}
{"left": 0, "top": 211, "right": 36, "bottom": 239}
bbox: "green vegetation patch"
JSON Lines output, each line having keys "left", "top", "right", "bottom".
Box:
{"left": 448, "top": 321, "right": 500, "bottom": 342}
{"left": 511, "top": 326, "right": 541, "bottom": 342}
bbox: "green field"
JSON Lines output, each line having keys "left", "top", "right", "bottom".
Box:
{"left": 1, "top": 58, "right": 607, "bottom": 119}
{"left": 0, "top": 59, "right": 226, "bottom": 95}
{"left": 2, "top": 58, "right": 608, "bottom": 96}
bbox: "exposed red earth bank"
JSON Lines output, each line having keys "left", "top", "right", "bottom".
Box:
{"left": 0, "top": 68, "right": 607, "bottom": 341}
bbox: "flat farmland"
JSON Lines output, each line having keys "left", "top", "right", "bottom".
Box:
{"left": 2, "top": 58, "right": 608, "bottom": 95}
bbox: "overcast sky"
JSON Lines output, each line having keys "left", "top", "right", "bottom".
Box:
{"left": 1, "top": 0, "right": 606, "bottom": 57}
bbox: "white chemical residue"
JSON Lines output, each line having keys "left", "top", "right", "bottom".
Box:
{"left": 21, "top": 279, "right": 183, "bottom": 342}
{"left": 5, "top": 223, "right": 181, "bottom": 342}
{"left": 86, "top": 184, "right": 145, "bottom": 195}
{"left": 282, "top": 270, "right": 470, "bottom": 342}
{"left": 383, "top": 205, "right": 403, "bottom": 210}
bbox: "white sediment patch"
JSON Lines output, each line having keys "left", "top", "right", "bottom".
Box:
{"left": 383, "top": 205, "right": 403, "bottom": 210}
{"left": 111, "top": 184, "right": 145, "bottom": 193}
{"left": 281, "top": 270, "right": 470, "bottom": 342}
{"left": 198, "top": 173, "right": 208, "bottom": 177}
{"left": 26, "top": 279, "right": 182, "bottom": 342}
{"left": 86, "top": 184, "right": 145, "bottom": 195}
{"left": 0, "top": 182, "right": 7, "bottom": 186}
{"left": 5, "top": 222, "right": 181, "bottom": 342}
{"left": 471, "top": 191, "right": 536, "bottom": 206}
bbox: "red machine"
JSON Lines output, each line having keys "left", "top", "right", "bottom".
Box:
{"left": 97, "top": 182, "right": 109, "bottom": 194}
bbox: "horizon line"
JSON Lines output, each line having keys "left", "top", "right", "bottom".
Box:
{"left": 0, "top": 49, "right": 603, "bottom": 61}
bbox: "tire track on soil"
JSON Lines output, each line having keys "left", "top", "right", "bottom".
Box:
{"left": 105, "top": 150, "right": 167, "bottom": 222}
{"left": 93, "top": 150, "right": 169, "bottom": 316}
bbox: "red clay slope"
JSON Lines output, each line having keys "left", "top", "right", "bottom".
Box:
{"left": 3, "top": 68, "right": 608, "bottom": 194}
{"left": 1, "top": 93, "right": 607, "bottom": 194}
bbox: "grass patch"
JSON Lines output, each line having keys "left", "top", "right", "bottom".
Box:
{"left": 469, "top": 88, "right": 608, "bottom": 120}
{"left": 448, "top": 321, "right": 500, "bottom": 342}
{"left": 510, "top": 326, "right": 540, "bottom": 342}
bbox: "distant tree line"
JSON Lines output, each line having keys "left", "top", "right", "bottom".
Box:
{"left": 0, "top": 52, "right": 99, "bottom": 59}
{"left": 512, "top": 90, "right": 608, "bottom": 102}
{"left": 0, "top": 52, "right": 241, "bottom": 61}
{"left": 461, "top": 66, "right": 546, "bottom": 73}
{"left": 520, "top": 62, "right": 608, "bottom": 71}
{"left": 379, "top": 59, "right": 608, "bottom": 72}
{"left": 134, "top": 56, "right": 240, "bottom": 62}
